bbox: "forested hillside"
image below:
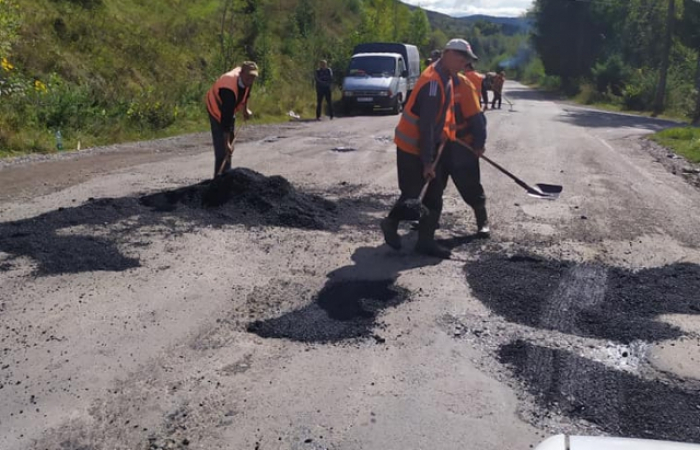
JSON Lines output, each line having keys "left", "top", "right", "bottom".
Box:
{"left": 0, "top": 0, "right": 528, "bottom": 156}
{"left": 528, "top": 0, "right": 700, "bottom": 123}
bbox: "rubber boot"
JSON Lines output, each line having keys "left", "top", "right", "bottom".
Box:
{"left": 474, "top": 205, "right": 490, "bottom": 238}
{"left": 380, "top": 217, "right": 402, "bottom": 250}
{"left": 414, "top": 213, "right": 451, "bottom": 259}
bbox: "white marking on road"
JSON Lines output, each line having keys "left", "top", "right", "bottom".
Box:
{"left": 598, "top": 137, "right": 616, "bottom": 152}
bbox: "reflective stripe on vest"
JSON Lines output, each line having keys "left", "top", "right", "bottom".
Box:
{"left": 393, "top": 65, "right": 455, "bottom": 155}
{"left": 206, "top": 67, "right": 250, "bottom": 122}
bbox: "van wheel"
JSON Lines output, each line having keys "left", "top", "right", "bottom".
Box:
{"left": 343, "top": 101, "right": 354, "bottom": 117}
{"left": 392, "top": 95, "right": 403, "bottom": 115}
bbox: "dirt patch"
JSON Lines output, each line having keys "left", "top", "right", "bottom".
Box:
{"left": 140, "top": 168, "right": 337, "bottom": 230}
{"left": 247, "top": 280, "right": 411, "bottom": 343}
{"left": 641, "top": 137, "right": 700, "bottom": 190}
{"left": 465, "top": 253, "right": 700, "bottom": 343}
{"left": 499, "top": 340, "right": 700, "bottom": 443}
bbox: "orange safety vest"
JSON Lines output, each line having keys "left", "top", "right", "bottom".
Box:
{"left": 206, "top": 67, "right": 250, "bottom": 123}
{"left": 465, "top": 70, "right": 484, "bottom": 93}
{"left": 454, "top": 73, "right": 482, "bottom": 144}
{"left": 394, "top": 64, "right": 456, "bottom": 156}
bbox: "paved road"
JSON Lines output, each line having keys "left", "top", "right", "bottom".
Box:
{"left": 1, "top": 82, "right": 699, "bottom": 450}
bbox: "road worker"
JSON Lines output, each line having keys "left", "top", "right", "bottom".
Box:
{"left": 205, "top": 61, "right": 258, "bottom": 178}
{"left": 465, "top": 63, "right": 487, "bottom": 110}
{"left": 380, "top": 39, "right": 477, "bottom": 259}
{"left": 491, "top": 71, "right": 506, "bottom": 109}
{"left": 443, "top": 63, "right": 490, "bottom": 236}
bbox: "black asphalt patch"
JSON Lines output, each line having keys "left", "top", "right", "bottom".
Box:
{"left": 0, "top": 185, "right": 387, "bottom": 276}
{"left": 140, "top": 168, "right": 337, "bottom": 230}
{"left": 0, "top": 198, "right": 142, "bottom": 275}
{"left": 465, "top": 254, "right": 700, "bottom": 343}
{"left": 499, "top": 340, "right": 700, "bottom": 443}
{"left": 247, "top": 280, "right": 410, "bottom": 343}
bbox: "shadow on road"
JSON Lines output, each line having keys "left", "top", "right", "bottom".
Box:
{"left": 557, "top": 107, "right": 680, "bottom": 131}
{"left": 0, "top": 174, "right": 392, "bottom": 276}
{"left": 247, "top": 244, "right": 442, "bottom": 343}
{"left": 503, "top": 87, "right": 564, "bottom": 102}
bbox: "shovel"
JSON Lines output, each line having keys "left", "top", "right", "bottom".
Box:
{"left": 216, "top": 127, "right": 241, "bottom": 177}
{"left": 456, "top": 139, "right": 562, "bottom": 200}
{"left": 393, "top": 140, "right": 447, "bottom": 221}
{"left": 503, "top": 95, "right": 514, "bottom": 111}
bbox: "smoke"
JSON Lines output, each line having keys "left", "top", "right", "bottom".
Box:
{"left": 499, "top": 44, "right": 534, "bottom": 69}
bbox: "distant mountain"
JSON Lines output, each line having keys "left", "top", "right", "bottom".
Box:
{"left": 402, "top": 3, "right": 530, "bottom": 36}
{"left": 458, "top": 14, "right": 530, "bottom": 29}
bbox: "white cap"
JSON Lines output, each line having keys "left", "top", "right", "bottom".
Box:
{"left": 443, "top": 38, "right": 478, "bottom": 60}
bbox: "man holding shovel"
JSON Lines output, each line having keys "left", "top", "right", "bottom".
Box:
{"left": 205, "top": 61, "right": 258, "bottom": 178}
{"left": 380, "top": 39, "right": 477, "bottom": 259}
{"left": 445, "top": 65, "right": 490, "bottom": 236}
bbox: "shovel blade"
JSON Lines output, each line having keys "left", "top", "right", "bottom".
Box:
{"left": 527, "top": 184, "right": 562, "bottom": 200}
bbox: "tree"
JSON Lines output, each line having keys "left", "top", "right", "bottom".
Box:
{"left": 653, "top": 0, "right": 675, "bottom": 115}
{"left": 406, "top": 8, "right": 430, "bottom": 49}
{"left": 531, "top": 0, "right": 606, "bottom": 90}
{"left": 679, "top": 0, "right": 700, "bottom": 124}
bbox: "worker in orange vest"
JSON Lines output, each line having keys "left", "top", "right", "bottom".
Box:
{"left": 491, "top": 71, "right": 506, "bottom": 109}
{"left": 444, "top": 64, "right": 490, "bottom": 236}
{"left": 464, "top": 63, "right": 487, "bottom": 110}
{"left": 205, "top": 61, "right": 258, "bottom": 177}
{"left": 381, "top": 39, "right": 477, "bottom": 259}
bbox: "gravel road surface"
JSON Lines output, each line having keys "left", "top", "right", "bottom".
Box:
{"left": 1, "top": 82, "right": 699, "bottom": 450}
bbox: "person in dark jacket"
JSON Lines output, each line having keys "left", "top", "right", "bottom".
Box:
{"left": 315, "top": 60, "right": 334, "bottom": 120}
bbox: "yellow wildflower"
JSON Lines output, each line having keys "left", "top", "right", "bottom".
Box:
{"left": 1, "top": 57, "right": 14, "bottom": 72}
{"left": 34, "top": 80, "right": 48, "bottom": 93}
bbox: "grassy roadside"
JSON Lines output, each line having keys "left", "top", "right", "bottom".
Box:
{"left": 650, "top": 127, "right": 700, "bottom": 163}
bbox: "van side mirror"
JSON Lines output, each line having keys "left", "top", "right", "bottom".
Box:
{"left": 401, "top": 70, "right": 408, "bottom": 78}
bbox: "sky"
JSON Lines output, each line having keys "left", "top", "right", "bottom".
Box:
{"left": 401, "top": 0, "right": 534, "bottom": 17}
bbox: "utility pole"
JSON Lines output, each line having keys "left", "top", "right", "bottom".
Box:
{"left": 653, "top": 0, "right": 675, "bottom": 116}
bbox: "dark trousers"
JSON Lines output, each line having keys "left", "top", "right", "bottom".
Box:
{"left": 210, "top": 113, "right": 234, "bottom": 178}
{"left": 492, "top": 91, "right": 502, "bottom": 109}
{"left": 440, "top": 141, "right": 486, "bottom": 209}
{"left": 388, "top": 147, "right": 445, "bottom": 230}
{"left": 482, "top": 85, "right": 489, "bottom": 108}
{"left": 316, "top": 87, "right": 333, "bottom": 119}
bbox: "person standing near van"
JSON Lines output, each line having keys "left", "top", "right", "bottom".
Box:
{"left": 380, "top": 39, "right": 477, "bottom": 259}
{"left": 315, "top": 60, "right": 334, "bottom": 120}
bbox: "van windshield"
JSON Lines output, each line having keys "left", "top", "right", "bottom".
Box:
{"left": 347, "top": 56, "right": 396, "bottom": 77}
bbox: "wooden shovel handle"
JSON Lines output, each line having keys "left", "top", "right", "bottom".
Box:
{"left": 418, "top": 140, "right": 447, "bottom": 202}
{"left": 216, "top": 128, "right": 241, "bottom": 176}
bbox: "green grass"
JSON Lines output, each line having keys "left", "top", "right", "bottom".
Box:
{"left": 650, "top": 127, "right": 700, "bottom": 163}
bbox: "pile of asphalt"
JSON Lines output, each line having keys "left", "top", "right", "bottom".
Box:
{"left": 140, "top": 168, "right": 337, "bottom": 230}
{"left": 247, "top": 280, "right": 410, "bottom": 343}
{"left": 499, "top": 340, "right": 700, "bottom": 443}
{"left": 465, "top": 254, "right": 700, "bottom": 343}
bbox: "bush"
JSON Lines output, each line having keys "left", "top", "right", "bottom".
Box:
{"left": 592, "top": 55, "right": 630, "bottom": 96}
{"left": 622, "top": 68, "right": 657, "bottom": 111}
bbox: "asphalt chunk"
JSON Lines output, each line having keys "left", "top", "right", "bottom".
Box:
{"left": 499, "top": 340, "right": 700, "bottom": 443}
{"left": 465, "top": 253, "right": 700, "bottom": 343}
{"left": 140, "top": 168, "right": 337, "bottom": 230}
